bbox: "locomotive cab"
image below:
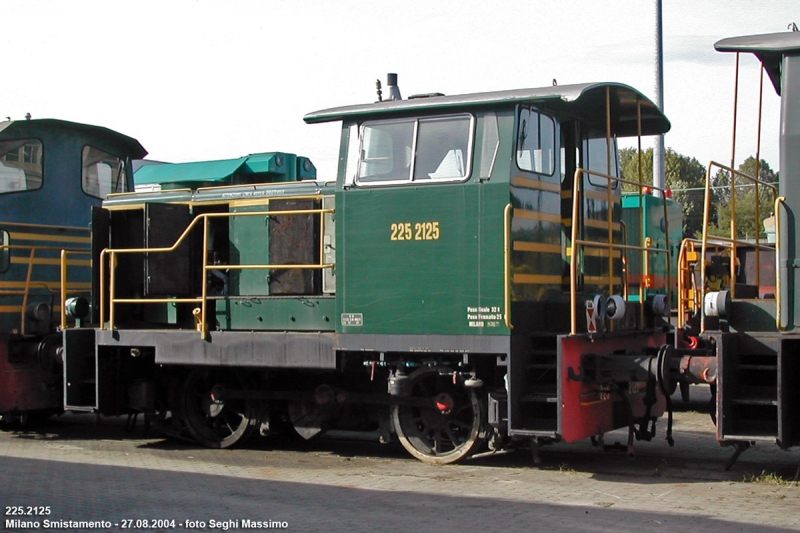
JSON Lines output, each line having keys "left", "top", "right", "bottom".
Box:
{"left": 676, "top": 31, "right": 800, "bottom": 456}
{"left": 0, "top": 119, "right": 145, "bottom": 422}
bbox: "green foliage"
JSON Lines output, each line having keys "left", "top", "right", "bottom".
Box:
{"left": 707, "top": 157, "right": 779, "bottom": 239}
{"left": 619, "top": 147, "right": 707, "bottom": 238}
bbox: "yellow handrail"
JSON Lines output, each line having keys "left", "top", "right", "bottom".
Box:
{"left": 699, "top": 161, "right": 778, "bottom": 333}
{"left": 503, "top": 203, "right": 513, "bottom": 330}
{"left": 60, "top": 250, "right": 93, "bottom": 330}
{"left": 0, "top": 241, "right": 90, "bottom": 333}
{"left": 775, "top": 196, "right": 785, "bottom": 331}
{"left": 101, "top": 207, "right": 335, "bottom": 335}
{"left": 569, "top": 168, "right": 672, "bottom": 336}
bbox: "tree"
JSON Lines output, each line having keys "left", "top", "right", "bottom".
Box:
{"left": 707, "top": 157, "right": 779, "bottom": 239}
{"left": 619, "top": 147, "right": 707, "bottom": 238}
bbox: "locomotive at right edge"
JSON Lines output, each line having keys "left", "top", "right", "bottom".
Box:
{"left": 1, "top": 30, "right": 799, "bottom": 466}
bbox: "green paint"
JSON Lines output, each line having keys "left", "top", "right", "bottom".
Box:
{"left": 229, "top": 205, "right": 271, "bottom": 296}
{"left": 215, "top": 297, "right": 335, "bottom": 331}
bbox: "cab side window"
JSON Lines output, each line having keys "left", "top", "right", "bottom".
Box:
{"left": 582, "top": 135, "right": 619, "bottom": 188}
{"left": 82, "top": 146, "right": 128, "bottom": 198}
{"left": 359, "top": 120, "right": 414, "bottom": 183}
{"left": 357, "top": 114, "right": 473, "bottom": 185}
{"left": 0, "top": 139, "right": 43, "bottom": 194}
{"left": 516, "top": 107, "right": 556, "bottom": 175}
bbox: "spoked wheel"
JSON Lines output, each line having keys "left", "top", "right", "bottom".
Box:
{"left": 180, "top": 368, "right": 257, "bottom": 449}
{"left": 392, "top": 367, "right": 485, "bottom": 464}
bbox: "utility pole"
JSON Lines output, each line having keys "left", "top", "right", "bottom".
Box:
{"left": 653, "top": 0, "right": 666, "bottom": 197}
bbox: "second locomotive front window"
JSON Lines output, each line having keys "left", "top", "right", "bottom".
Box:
{"left": 82, "top": 146, "right": 128, "bottom": 199}
{"left": 357, "top": 114, "right": 473, "bottom": 185}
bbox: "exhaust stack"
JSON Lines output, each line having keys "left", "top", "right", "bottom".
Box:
{"left": 386, "top": 73, "right": 402, "bottom": 101}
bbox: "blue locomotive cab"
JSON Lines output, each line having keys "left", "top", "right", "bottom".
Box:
{"left": 0, "top": 118, "right": 145, "bottom": 422}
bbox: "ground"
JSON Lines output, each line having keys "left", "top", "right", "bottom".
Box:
{"left": 1, "top": 387, "right": 799, "bottom": 533}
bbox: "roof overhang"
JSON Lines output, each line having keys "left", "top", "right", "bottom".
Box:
{"left": 304, "top": 82, "right": 670, "bottom": 137}
{"left": 0, "top": 118, "right": 146, "bottom": 159}
{"left": 715, "top": 31, "right": 800, "bottom": 95}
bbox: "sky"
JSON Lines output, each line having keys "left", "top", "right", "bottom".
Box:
{"left": 2, "top": 0, "right": 796, "bottom": 179}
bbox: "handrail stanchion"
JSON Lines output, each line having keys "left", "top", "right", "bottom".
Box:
{"left": 775, "top": 196, "right": 785, "bottom": 331}
{"left": 503, "top": 203, "right": 513, "bottom": 330}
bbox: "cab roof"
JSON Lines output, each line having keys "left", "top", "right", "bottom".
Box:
{"left": 715, "top": 31, "right": 800, "bottom": 95}
{"left": 304, "top": 82, "right": 670, "bottom": 137}
{"left": 0, "top": 118, "right": 146, "bottom": 158}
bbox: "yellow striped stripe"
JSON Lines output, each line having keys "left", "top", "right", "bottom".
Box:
{"left": 584, "top": 219, "right": 621, "bottom": 231}
{"left": 229, "top": 199, "right": 273, "bottom": 207}
{"left": 585, "top": 276, "right": 622, "bottom": 285}
{"left": 513, "top": 242, "right": 561, "bottom": 254}
{"left": 10, "top": 232, "right": 91, "bottom": 244}
{"left": 0, "top": 221, "right": 87, "bottom": 231}
{"left": 560, "top": 218, "right": 621, "bottom": 230}
{"left": 0, "top": 305, "right": 63, "bottom": 313}
{"left": 561, "top": 190, "right": 621, "bottom": 203}
{"left": 0, "top": 281, "right": 91, "bottom": 289}
{"left": 566, "top": 248, "right": 622, "bottom": 258}
{"left": 514, "top": 208, "right": 561, "bottom": 223}
{"left": 104, "top": 204, "right": 145, "bottom": 211}
{"left": 511, "top": 176, "right": 561, "bottom": 192}
{"left": 513, "top": 274, "right": 563, "bottom": 284}
{"left": 11, "top": 257, "right": 91, "bottom": 267}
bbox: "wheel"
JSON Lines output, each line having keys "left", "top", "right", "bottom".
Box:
{"left": 392, "top": 366, "right": 485, "bottom": 464}
{"left": 179, "top": 368, "right": 257, "bottom": 448}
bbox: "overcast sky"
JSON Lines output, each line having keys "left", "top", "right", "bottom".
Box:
{"left": 2, "top": 0, "right": 795, "bottom": 178}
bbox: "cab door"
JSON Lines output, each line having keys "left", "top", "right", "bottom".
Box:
{"left": 336, "top": 114, "right": 484, "bottom": 338}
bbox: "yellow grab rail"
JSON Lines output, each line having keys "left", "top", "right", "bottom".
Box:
{"left": 699, "top": 161, "right": 778, "bottom": 332}
{"left": 0, "top": 241, "right": 90, "bottom": 333}
{"left": 503, "top": 203, "right": 513, "bottom": 330}
{"left": 569, "top": 168, "right": 673, "bottom": 335}
{"left": 59, "top": 250, "right": 93, "bottom": 330}
{"left": 775, "top": 196, "right": 785, "bottom": 331}
{"left": 100, "top": 207, "right": 335, "bottom": 336}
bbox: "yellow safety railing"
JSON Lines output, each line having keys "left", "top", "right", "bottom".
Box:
{"left": 1, "top": 242, "right": 91, "bottom": 334}
{"left": 569, "top": 168, "right": 673, "bottom": 335}
{"left": 775, "top": 196, "right": 785, "bottom": 331}
{"left": 698, "top": 161, "right": 778, "bottom": 332}
{"left": 100, "top": 207, "right": 334, "bottom": 337}
{"left": 503, "top": 203, "right": 513, "bottom": 330}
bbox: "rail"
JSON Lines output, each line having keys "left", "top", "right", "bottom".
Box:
{"left": 569, "top": 168, "right": 673, "bottom": 335}
{"left": 775, "top": 196, "right": 785, "bottom": 331}
{"left": 503, "top": 203, "right": 513, "bottom": 329}
{"left": 0, "top": 240, "right": 91, "bottom": 333}
{"left": 698, "top": 161, "right": 778, "bottom": 333}
{"left": 99, "top": 207, "right": 335, "bottom": 337}
{"left": 60, "top": 250, "right": 93, "bottom": 329}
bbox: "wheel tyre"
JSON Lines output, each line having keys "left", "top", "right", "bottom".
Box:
{"left": 392, "top": 366, "right": 485, "bottom": 464}
{"left": 180, "top": 368, "right": 257, "bottom": 449}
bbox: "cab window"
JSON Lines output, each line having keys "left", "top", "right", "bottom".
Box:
{"left": 82, "top": 146, "right": 128, "bottom": 198}
{"left": 357, "top": 114, "right": 473, "bottom": 185}
{"left": 582, "top": 135, "right": 619, "bottom": 188}
{"left": 516, "top": 107, "right": 556, "bottom": 175}
{"left": 0, "top": 139, "right": 43, "bottom": 194}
